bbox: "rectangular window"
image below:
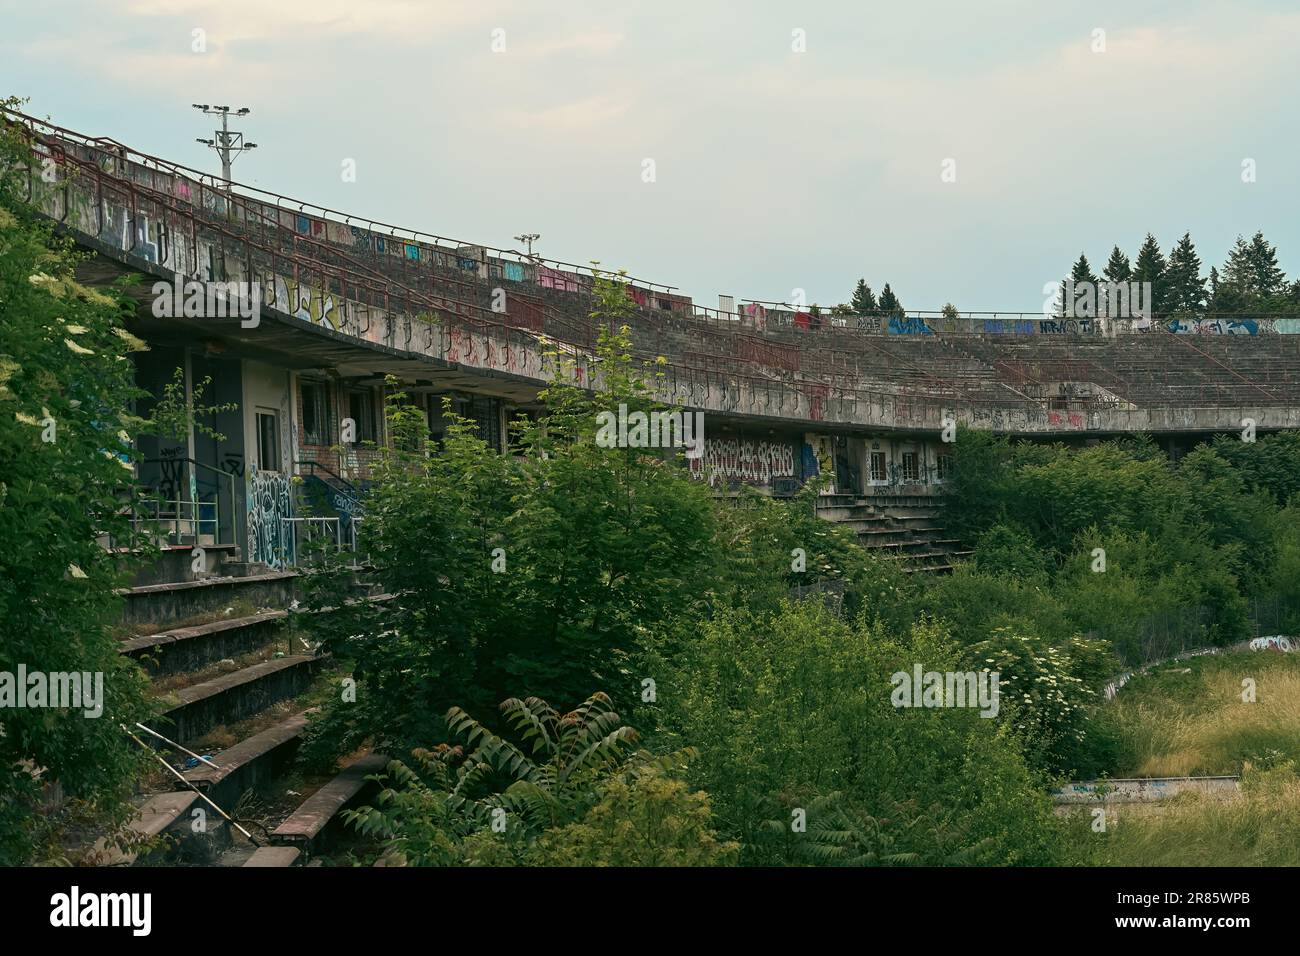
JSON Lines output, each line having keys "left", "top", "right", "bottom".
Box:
{"left": 256, "top": 411, "right": 280, "bottom": 472}
{"left": 937, "top": 454, "right": 954, "bottom": 482}
{"left": 468, "top": 394, "right": 502, "bottom": 452}
{"left": 348, "top": 389, "right": 376, "bottom": 443}
{"left": 902, "top": 451, "right": 920, "bottom": 482}
{"left": 301, "top": 381, "right": 329, "bottom": 446}
{"left": 869, "top": 450, "right": 887, "bottom": 483}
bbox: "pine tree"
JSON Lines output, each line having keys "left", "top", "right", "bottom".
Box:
{"left": 1218, "top": 233, "right": 1285, "bottom": 306}
{"left": 1246, "top": 231, "right": 1286, "bottom": 300}
{"left": 877, "top": 283, "right": 902, "bottom": 316}
{"left": 850, "top": 279, "right": 877, "bottom": 315}
{"left": 1164, "top": 233, "right": 1206, "bottom": 315}
{"left": 1099, "top": 246, "right": 1133, "bottom": 318}
{"left": 1210, "top": 252, "right": 1251, "bottom": 314}
{"left": 1103, "top": 246, "right": 1132, "bottom": 284}
{"left": 1064, "top": 253, "right": 1098, "bottom": 317}
{"left": 1132, "top": 234, "right": 1168, "bottom": 315}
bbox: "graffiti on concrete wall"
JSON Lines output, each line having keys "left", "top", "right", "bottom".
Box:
{"left": 1168, "top": 318, "right": 1259, "bottom": 335}
{"left": 1047, "top": 410, "right": 1085, "bottom": 428}
{"left": 983, "top": 319, "right": 1037, "bottom": 334}
{"left": 887, "top": 316, "right": 934, "bottom": 335}
{"left": 1249, "top": 635, "right": 1294, "bottom": 652}
{"left": 1038, "top": 318, "right": 1094, "bottom": 334}
{"left": 537, "top": 264, "right": 581, "bottom": 293}
{"left": 265, "top": 276, "right": 340, "bottom": 330}
{"left": 689, "top": 437, "right": 797, "bottom": 487}
{"left": 246, "top": 468, "right": 293, "bottom": 569}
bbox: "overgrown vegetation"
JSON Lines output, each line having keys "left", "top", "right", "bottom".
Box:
{"left": 7, "top": 94, "right": 1299, "bottom": 865}
{"left": 291, "top": 257, "right": 1300, "bottom": 866}
{"left": 0, "top": 101, "right": 154, "bottom": 864}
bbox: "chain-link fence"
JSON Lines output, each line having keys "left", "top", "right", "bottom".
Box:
{"left": 1091, "top": 594, "right": 1300, "bottom": 667}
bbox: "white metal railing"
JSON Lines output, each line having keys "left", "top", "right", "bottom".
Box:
{"left": 133, "top": 496, "right": 220, "bottom": 545}
{"left": 281, "top": 516, "right": 364, "bottom": 567}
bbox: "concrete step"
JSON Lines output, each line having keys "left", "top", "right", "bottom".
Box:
{"left": 243, "top": 845, "right": 302, "bottom": 867}
{"left": 180, "top": 710, "right": 312, "bottom": 809}
{"left": 270, "top": 753, "right": 387, "bottom": 856}
{"left": 118, "top": 570, "right": 298, "bottom": 629}
{"left": 157, "top": 654, "right": 320, "bottom": 744}
{"left": 120, "top": 609, "right": 289, "bottom": 676}
{"left": 93, "top": 789, "right": 232, "bottom": 866}
{"left": 92, "top": 791, "right": 199, "bottom": 866}
{"left": 114, "top": 543, "right": 241, "bottom": 587}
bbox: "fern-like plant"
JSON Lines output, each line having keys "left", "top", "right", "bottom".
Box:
{"left": 761, "top": 792, "right": 996, "bottom": 866}
{"left": 346, "top": 692, "right": 698, "bottom": 864}
{"left": 446, "top": 692, "right": 693, "bottom": 832}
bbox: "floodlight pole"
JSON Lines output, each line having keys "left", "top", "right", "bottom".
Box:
{"left": 192, "top": 104, "right": 258, "bottom": 187}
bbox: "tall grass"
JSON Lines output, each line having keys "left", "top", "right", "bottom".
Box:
{"left": 1063, "top": 768, "right": 1300, "bottom": 866}
{"left": 1106, "top": 651, "right": 1300, "bottom": 776}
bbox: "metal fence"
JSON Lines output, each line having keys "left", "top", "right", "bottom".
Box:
{"left": 1091, "top": 594, "right": 1300, "bottom": 668}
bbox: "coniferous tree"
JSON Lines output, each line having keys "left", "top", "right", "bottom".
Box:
{"left": 877, "top": 283, "right": 903, "bottom": 316}
{"left": 1220, "top": 235, "right": 1252, "bottom": 294}
{"left": 1210, "top": 250, "right": 1252, "bottom": 314}
{"left": 1100, "top": 246, "right": 1133, "bottom": 318}
{"left": 1164, "top": 233, "right": 1207, "bottom": 315}
{"left": 1245, "top": 231, "right": 1286, "bottom": 300}
{"left": 851, "top": 279, "right": 878, "bottom": 315}
{"left": 1103, "top": 246, "right": 1132, "bottom": 284}
{"left": 1218, "top": 233, "right": 1285, "bottom": 307}
{"left": 1132, "top": 234, "right": 1168, "bottom": 315}
{"left": 1063, "top": 253, "right": 1098, "bottom": 317}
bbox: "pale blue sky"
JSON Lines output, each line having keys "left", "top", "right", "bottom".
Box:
{"left": 5, "top": 0, "right": 1298, "bottom": 311}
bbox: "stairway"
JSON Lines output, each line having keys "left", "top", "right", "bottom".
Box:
{"left": 817, "top": 494, "right": 971, "bottom": 573}
{"left": 84, "top": 547, "right": 383, "bottom": 867}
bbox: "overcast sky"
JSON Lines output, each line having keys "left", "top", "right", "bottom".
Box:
{"left": 5, "top": 0, "right": 1298, "bottom": 312}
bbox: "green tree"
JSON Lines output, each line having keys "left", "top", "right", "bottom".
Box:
{"left": 877, "top": 283, "right": 903, "bottom": 316}
{"left": 1220, "top": 232, "right": 1286, "bottom": 306}
{"left": 0, "top": 106, "right": 153, "bottom": 864}
{"left": 1164, "top": 232, "right": 1207, "bottom": 315}
{"left": 1132, "top": 234, "right": 1168, "bottom": 315}
{"left": 1064, "top": 253, "right": 1099, "bottom": 317}
{"left": 304, "top": 270, "right": 718, "bottom": 758}
{"left": 661, "top": 601, "right": 1062, "bottom": 865}
{"left": 851, "top": 279, "right": 878, "bottom": 315}
{"left": 1102, "top": 246, "right": 1132, "bottom": 284}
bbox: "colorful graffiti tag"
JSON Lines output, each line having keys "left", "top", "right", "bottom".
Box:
{"left": 1249, "top": 635, "right": 1294, "bottom": 652}
{"left": 887, "top": 316, "right": 934, "bottom": 336}
{"left": 264, "top": 276, "right": 340, "bottom": 330}
{"left": 1168, "top": 318, "right": 1259, "bottom": 336}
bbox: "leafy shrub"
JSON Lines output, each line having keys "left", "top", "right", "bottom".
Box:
{"left": 966, "top": 627, "right": 1107, "bottom": 777}
{"left": 0, "top": 111, "right": 154, "bottom": 863}
{"left": 660, "top": 600, "right": 1063, "bottom": 865}
{"left": 345, "top": 693, "right": 727, "bottom": 866}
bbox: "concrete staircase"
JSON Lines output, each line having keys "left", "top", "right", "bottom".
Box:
{"left": 817, "top": 494, "right": 970, "bottom": 573}
{"left": 89, "top": 548, "right": 382, "bottom": 867}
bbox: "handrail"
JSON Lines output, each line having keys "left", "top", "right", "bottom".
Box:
{"left": 137, "top": 456, "right": 237, "bottom": 547}
{"left": 296, "top": 460, "right": 360, "bottom": 494}
{"left": 1, "top": 107, "right": 678, "bottom": 295}
{"left": 10, "top": 110, "right": 1300, "bottom": 426}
